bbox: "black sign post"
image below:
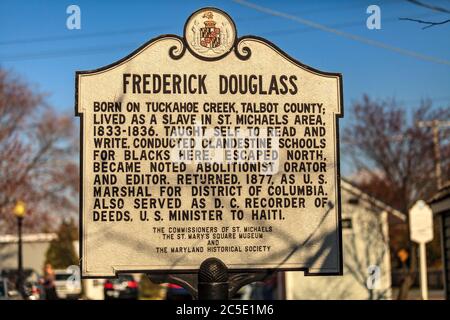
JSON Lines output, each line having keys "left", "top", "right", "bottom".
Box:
{"left": 148, "top": 259, "right": 270, "bottom": 300}
{"left": 198, "top": 258, "right": 229, "bottom": 300}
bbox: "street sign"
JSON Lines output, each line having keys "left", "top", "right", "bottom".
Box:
{"left": 409, "top": 199, "right": 434, "bottom": 300}
{"left": 75, "top": 7, "right": 343, "bottom": 277}
{"left": 409, "top": 200, "right": 433, "bottom": 244}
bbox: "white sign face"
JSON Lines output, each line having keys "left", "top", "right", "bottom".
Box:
{"left": 76, "top": 8, "right": 343, "bottom": 277}
{"left": 409, "top": 200, "right": 434, "bottom": 243}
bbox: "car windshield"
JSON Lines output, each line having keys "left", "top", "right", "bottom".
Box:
{"left": 1, "top": 269, "right": 39, "bottom": 282}
{"left": 111, "top": 275, "right": 134, "bottom": 283}
{"left": 0, "top": 279, "right": 6, "bottom": 297}
{"left": 55, "top": 273, "right": 72, "bottom": 281}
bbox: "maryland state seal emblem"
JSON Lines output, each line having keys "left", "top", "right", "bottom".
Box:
{"left": 185, "top": 8, "right": 236, "bottom": 59}
{"left": 200, "top": 11, "right": 221, "bottom": 48}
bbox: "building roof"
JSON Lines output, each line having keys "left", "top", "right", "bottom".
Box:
{"left": 428, "top": 181, "right": 450, "bottom": 204}
{"left": 428, "top": 181, "right": 450, "bottom": 214}
{"left": 0, "top": 233, "right": 57, "bottom": 244}
{"left": 341, "top": 178, "right": 406, "bottom": 221}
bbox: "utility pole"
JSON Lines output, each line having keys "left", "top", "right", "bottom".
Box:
{"left": 417, "top": 120, "right": 450, "bottom": 189}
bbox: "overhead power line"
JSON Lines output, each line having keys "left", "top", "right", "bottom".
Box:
{"left": 0, "top": 11, "right": 443, "bottom": 63}
{"left": 0, "top": 26, "right": 171, "bottom": 46}
{"left": 401, "top": 0, "right": 450, "bottom": 29}
{"left": 0, "top": 43, "right": 138, "bottom": 62}
{"left": 262, "top": 11, "right": 439, "bottom": 37}
{"left": 406, "top": 0, "right": 450, "bottom": 14}
{"left": 232, "top": 0, "right": 450, "bottom": 67}
{"left": 417, "top": 120, "right": 450, "bottom": 189}
{"left": 0, "top": 1, "right": 404, "bottom": 46}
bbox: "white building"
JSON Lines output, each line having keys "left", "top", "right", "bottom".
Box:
{"left": 0, "top": 233, "right": 57, "bottom": 273}
{"left": 0, "top": 235, "right": 103, "bottom": 300}
{"left": 285, "top": 179, "right": 405, "bottom": 300}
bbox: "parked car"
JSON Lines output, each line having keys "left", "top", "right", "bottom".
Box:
{"left": 54, "top": 269, "right": 82, "bottom": 300}
{"left": 0, "top": 277, "right": 8, "bottom": 300}
{"left": 0, "top": 268, "right": 43, "bottom": 300}
{"left": 165, "top": 283, "right": 192, "bottom": 301}
{"left": 103, "top": 274, "right": 138, "bottom": 300}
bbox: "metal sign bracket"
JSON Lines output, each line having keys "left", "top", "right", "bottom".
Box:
{"left": 147, "top": 258, "right": 271, "bottom": 300}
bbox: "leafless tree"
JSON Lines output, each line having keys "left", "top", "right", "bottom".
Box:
{"left": 400, "top": 0, "right": 450, "bottom": 29}
{"left": 0, "top": 68, "right": 78, "bottom": 233}
{"left": 343, "top": 95, "right": 450, "bottom": 299}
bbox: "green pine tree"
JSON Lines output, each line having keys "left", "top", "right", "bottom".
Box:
{"left": 45, "top": 219, "right": 79, "bottom": 269}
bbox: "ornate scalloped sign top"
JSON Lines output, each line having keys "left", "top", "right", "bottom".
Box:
{"left": 76, "top": 7, "right": 343, "bottom": 277}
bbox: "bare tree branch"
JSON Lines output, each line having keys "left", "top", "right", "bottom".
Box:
{"left": 406, "top": 0, "right": 450, "bottom": 14}
{"left": 343, "top": 95, "right": 450, "bottom": 299}
{"left": 0, "top": 68, "right": 78, "bottom": 233}
{"left": 401, "top": 0, "right": 450, "bottom": 28}
{"left": 399, "top": 17, "right": 450, "bottom": 29}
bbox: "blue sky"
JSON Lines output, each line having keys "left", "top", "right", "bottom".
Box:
{"left": 1, "top": 0, "right": 449, "bottom": 175}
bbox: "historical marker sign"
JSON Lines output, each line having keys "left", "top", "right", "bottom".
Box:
{"left": 76, "top": 8, "right": 343, "bottom": 277}
{"left": 409, "top": 200, "right": 434, "bottom": 244}
{"left": 409, "top": 200, "right": 434, "bottom": 300}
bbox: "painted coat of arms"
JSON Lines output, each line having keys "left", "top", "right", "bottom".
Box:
{"left": 200, "top": 12, "right": 221, "bottom": 48}
{"left": 188, "top": 10, "right": 234, "bottom": 57}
